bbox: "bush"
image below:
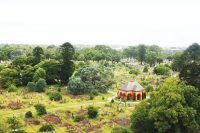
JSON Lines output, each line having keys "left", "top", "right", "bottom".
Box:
{"left": 154, "top": 65, "right": 171, "bottom": 75}
{"left": 89, "top": 94, "right": 94, "bottom": 100}
{"left": 111, "top": 99, "right": 114, "bottom": 103}
{"left": 68, "top": 77, "right": 87, "bottom": 95}
{"left": 34, "top": 104, "right": 47, "bottom": 116}
{"left": 25, "top": 111, "right": 33, "bottom": 118}
{"left": 8, "top": 84, "right": 17, "bottom": 92}
{"left": 91, "top": 89, "right": 99, "bottom": 96}
{"left": 88, "top": 106, "right": 98, "bottom": 119}
{"left": 74, "top": 115, "right": 85, "bottom": 122}
{"left": 143, "top": 66, "right": 148, "bottom": 72}
{"left": 26, "top": 82, "right": 36, "bottom": 92}
{"left": 111, "top": 127, "right": 132, "bottom": 133}
{"left": 39, "top": 125, "right": 55, "bottom": 132}
{"left": 129, "top": 69, "right": 140, "bottom": 75}
{"left": 48, "top": 92, "right": 62, "bottom": 101}
{"left": 33, "top": 67, "right": 46, "bottom": 82}
{"left": 7, "top": 116, "right": 26, "bottom": 133}
{"left": 35, "top": 78, "right": 46, "bottom": 92}
{"left": 146, "top": 85, "right": 154, "bottom": 92}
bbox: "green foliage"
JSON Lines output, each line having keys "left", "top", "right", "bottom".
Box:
{"left": 0, "top": 68, "right": 21, "bottom": 88}
{"left": 36, "top": 59, "right": 61, "bottom": 84}
{"left": 39, "top": 125, "right": 55, "bottom": 132}
{"left": 171, "top": 52, "right": 183, "bottom": 71}
{"left": 68, "top": 77, "right": 87, "bottom": 95}
{"left": 74, "top": 115, "right": 85, "bottom": 122}
{"left": 145, "top": 51, "right": 157, "bottom": 66}
{"left": 34, "top": 104, "right": 47, "bottom": 116}
{"left": 7, "top": 116, "right": 25, "bottom": 133}
{"left": 145, "top": 85, "right": 154, "bottom": 92}
{"left": 75, "top": 45, "right": 121, "bottom": 62}
{"left": 21, "top": 65, "right": 35, "bottom": 85}
{"left": 26, "top": 82, "right": 36, "bottom": 92}
{"left": 10, "top": 50, "right": 23, "bottom": 60}
{"left": 129, "top": 69, "right": 140, "bottom": 75}
{"left": 111, "top": 127, "right": 132, "bottom": 133}
{"left": 87, "top": 106, "right": 98, "bottom": 119}
{"left": 123, "top": 46, "right": 138, "bottom": 58}
{"left": 60, "top": 42, "right": 75, "bottom": 62}
{"left": 60, "top": 42, "right": 75, "bottom": 84}
{"left": 89, "top": 94, "right": 94, "bottom": 100}
{"left": 33, "top": 67, "right": 46, "bottom": 82}
{"left": 123, "top": 45, "right": 163, "bottom": 66}
{"left": 35, "top": 78, "right": 47, "bottom": 92}
{"left": 111, "top": 99, "right": 114, "bottom": 103}
{"left": 68, "top": 65, "right": 114, "bottom": 95}
{"left": 8, "top": 84, "right": 17, "bottom": 92}
{"left": 12, "top": 55, "right": 27, "bottom": 68}
{"left": 48, "top": 92, "right": 62, "bottom": 101}
{"left": 131, "top": 101, "right": 156, "bottom": 133}
{"left": 131, "top": 77, "right": 200, "bottom": 133}
{"left": 143, "top": 66, "right": 148, "bottom": 72}
{"left": 80, "top": 66, "right": 114, "bottom": 93}
{"left": 179, "top": 43, "right": 200, "bottom": 89}
{"left": 33, "top": 46, "right": 44, "bottom": 65}
{"left": 153, "top": 65, "right": 171, "bottom": 75}
{"left": 138, "top": 45, "right": 146, "bottom": 64}
{"left": 25, "top": 111, "right": 33, "bottom": 118}
{"left": 0, "top": 120, "right": 9, "bottom": 133}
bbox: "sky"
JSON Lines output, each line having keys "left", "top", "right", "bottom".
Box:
{"left": 0, "top": 0, "right": 200, "bottom": 47}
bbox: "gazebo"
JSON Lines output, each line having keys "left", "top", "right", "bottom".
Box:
{"left": 117, "top": 80, "right": 146, "bottom": 101}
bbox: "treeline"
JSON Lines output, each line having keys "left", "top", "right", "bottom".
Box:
{"left": 1, "top": 44, "right": 173, "bottom": 66}
{"left": 131, "top": 43, "right": 200, "bottom": 133}
{"left": 123, "top": 45, "right": 165, "bottom": 66}
{"left": 0, "top": 42, "right": 75, "bottom": 90}
{"left": 74, "top": 45, "right": 122, "bottom": 62}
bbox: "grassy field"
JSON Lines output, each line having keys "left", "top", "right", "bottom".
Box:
{"left": 0, "top": 63, "right": 167, "bottom": 133}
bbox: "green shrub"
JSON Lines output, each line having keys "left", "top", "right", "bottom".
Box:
{"left": 146, "top": 85, "right": 154, "bottom": 92}
{"left": 143, "top": 66, "right": 148, "bottom": 72}
{"left": 68, "top": 77, "right": 87, "bottom": 95}
{"left": 48, "top": 92, "right": 62, "bottom": 101}
{"left": 34, "top": 104, "right": 47, "bottom": 116}
{"left": 129, "top": 69, "right": 140, "bottom": 75}
{"left": 8, "top": 84, "right": 17, "bottom": 92}
{"left": 7, "top": 116, "right": 26, "bottom": 133}
{"left": 35, "top": 78, "right": 46, "bottom": 92}
{"left": 74, "top": 115, "right": 85, "bottom": 122}
{"left": 39, "top": 125, "right": 55, "bottom": 132}
{"left": 154, "top": 65, "right": 171, "bottom": 75}
{"left": 111, "top": 127, "right": 132, "bottom": 133}
{"left": 88, "top": 106, "right": 98, "bottom": 119}
{"left": 26, "top": 82, "right": 36, "bottom": 92}
{"left": 111, "top": 99, "right": 114, "bottom": 103}
{"left": 91, "top": 89, "right": 99, "bottom": 96}
{"left": 141, "top": 81, "right": 148, "bottom": 86}
{"left": 89, "top": 94, "right": 94, "bottom": 100}
{"left": 25, "top": 111, "right": 33, "bottom": 118}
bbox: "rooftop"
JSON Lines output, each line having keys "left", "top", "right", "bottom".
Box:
{"left": 120, "top": 80, "right": 144, "bottom": 91}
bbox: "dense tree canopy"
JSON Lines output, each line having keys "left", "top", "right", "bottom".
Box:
{"left": 0, "top": 68, "right": 21, "bottom": 88}
{"left": 179, "top": 43, "right": 200, "bottom": 89}
{"left": 131, "top": 77, "right": 200, "bottom": 133}
{"left": 60, "top": 42, "right": 75, "bottom": 84}
{"left": 33, "top": 46, "right": 44, "bottom": 65}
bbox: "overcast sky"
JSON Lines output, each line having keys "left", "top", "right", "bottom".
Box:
{"left": 0, "top": 0, "right": 200, "bottom": 47}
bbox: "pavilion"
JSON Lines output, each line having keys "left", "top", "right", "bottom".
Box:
{"left": 117, "top": 80, "right": 146, "bottom": 101}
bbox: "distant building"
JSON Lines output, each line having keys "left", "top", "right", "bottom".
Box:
{"left": 117, "top": 80, "right": 146, "bottom": 101}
